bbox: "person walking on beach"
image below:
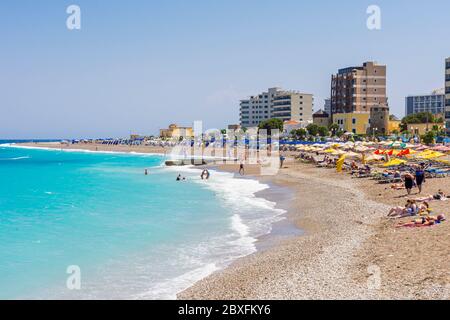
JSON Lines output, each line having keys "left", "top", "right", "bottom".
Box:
{"left": 415, "top": 164, "right": 426, "bottom": 194}
{"left": 239, "top": 161, "right": 245, "bottom": 176}
{"left": 280, "top": 155, "right": 286, "bottom": 169}
{"left": 403, "top": 172, "right": 415, "bottom": 195}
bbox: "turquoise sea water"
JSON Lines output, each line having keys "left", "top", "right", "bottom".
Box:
{"left": 0, "top": 142, "right": 285, "bottom": 299}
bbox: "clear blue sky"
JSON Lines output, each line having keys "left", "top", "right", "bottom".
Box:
{"left": 1, "top": 0, "right": 449, "bottom": 139}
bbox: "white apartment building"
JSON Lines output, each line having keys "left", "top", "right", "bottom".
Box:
{"left": 239, "top": 87, "right": 313, "bottom": 127}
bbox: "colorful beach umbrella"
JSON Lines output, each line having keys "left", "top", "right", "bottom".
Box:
{"left": 336, "top": 154, "right": 346, "bottom": 173}
{"left": 421, "top": 151, "right": 446, "bottom": 159}
{"left": 383, "top": 159, "right": 407, "bottom": 167}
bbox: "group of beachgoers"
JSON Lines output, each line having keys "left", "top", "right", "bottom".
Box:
{"left": 387, "top": 189, "right": 447, "bottom": 227}
{"left": 176, "top": 174, "right": 186, "bottom": 181}
{"left": 295, "top": 152, "right": 448, "bottom": 229}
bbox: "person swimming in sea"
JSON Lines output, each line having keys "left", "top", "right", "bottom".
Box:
{"left": 145, "top": 169, "right": 148, "bottom": 175}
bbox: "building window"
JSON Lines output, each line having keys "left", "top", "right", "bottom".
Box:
{"left": 352, "top": 118, "right": 356, "bottom": 124}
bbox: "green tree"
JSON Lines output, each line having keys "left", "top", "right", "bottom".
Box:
{"left": 329, "top": 123, "right": 340, "bottom": 136}
{"left": 399, "top": 122, "right": 409, "bottom": 134}
{"left": 290, "top": 128, "right": 307, "bottom": 140}
{"left": 432, "top": 125, "right": 441, "bottom": 132}
{"left": 336, "top": 129, "right": 345, "bottom": 138}
{"left": 258, "top": 118, "right": 284, "bottom": 135}
{"left": 402, "top": 112, "right": 435, "bottom": 124}
{"left": 318, "top": 126, "right": 329, "bottom": 137}
{"left": 306, "top": 124, "right": 320, "bottom": 136}
{"left": 421, "top": 130, "right": 436, "bottom": 145}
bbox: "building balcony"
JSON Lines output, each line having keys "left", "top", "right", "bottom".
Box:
{"left": 273, "top": 95, "right": 291, "bottom": 101}
{"left": 273, "top": 107, "right": 292, "bottom": 113}
{"left": 273, "top": 101, "right": 291, "bottom": 106}
{"left": 273, "top": 113, "right": 292, "bottom": 118}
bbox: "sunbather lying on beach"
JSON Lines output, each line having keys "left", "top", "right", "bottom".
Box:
{"left": 396, "top": 214, "right": 446, "bottom": 228}
{"left": 389, "top": 183, "right": 405, "bottom": 190}
{"left": 387, "top": 200, "right": 429, "bottom": 218}
{"left": 413, "top": 190, "right": 447, "bottom": 202}
{"left": 387, "top": 200, "right": 417, "bottom": 218}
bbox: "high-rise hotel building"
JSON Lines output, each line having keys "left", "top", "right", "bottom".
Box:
{"left": 239, "top": 87, "right": 313, "bottom": 127}
{"left": 405, "top": 90, "right": 445, "bottom": 116}
{"left": 331, "top": 61, "right": 387, "bottom": 114}
{"left": 445, "top": 57, "right": 450, "bottom": 135}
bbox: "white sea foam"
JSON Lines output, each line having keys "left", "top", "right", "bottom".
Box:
{"left": 0, "top": 156, "right": 30, "bottom": 161}
{"left": 1, "top": 144, "right": 165, "bottom": 157}
{"left": 134, "top": 263, "right": 220, "bottom": 300}
{"left": 161, "top": 165, "right": 286, "bottom": 299}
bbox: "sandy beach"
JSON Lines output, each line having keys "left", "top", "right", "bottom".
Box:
{"left": 14, "top": 142, "right": 450, "bottom": 300}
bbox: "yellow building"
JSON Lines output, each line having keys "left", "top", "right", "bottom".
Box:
{"left": 159, "top": 124, "right": 194, "bottom": 139}
{"left": 406, "top": 123, "right": 445, "bottom": 136}
{"left": 333, "top": 112, "right": 370, "bottom": 135}
{"left": 388, "top": 120, "right": 401, "bottom": 134}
